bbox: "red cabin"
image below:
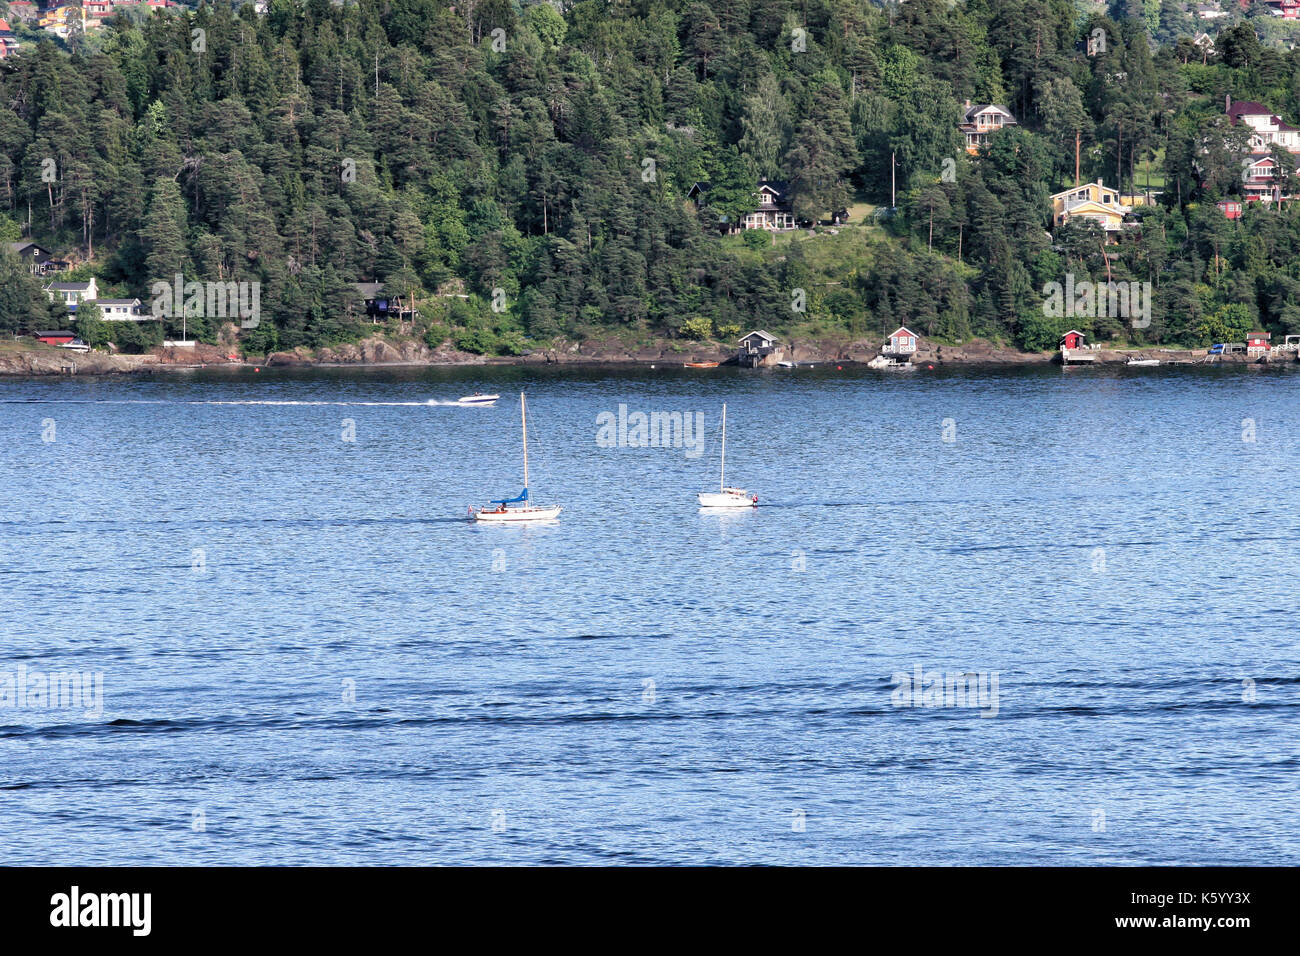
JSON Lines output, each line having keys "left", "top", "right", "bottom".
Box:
{"left": 1218, "top": 200, "right": 1243, "bottom": 220}
{"left": 1246, "top": 331, "right": 1271, "bottom": 353}
{"left": 883, "top": 325, "right": 918, "bottom": 355}
{"left": 34, "top": 331, "right": 75, "bottom": 345}
{"left": 1060, "top": 329, "right": 1085, "bottom": 350}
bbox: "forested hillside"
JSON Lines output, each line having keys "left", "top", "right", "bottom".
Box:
{"left": 3, "top": 0, "right": 1300, "bottom": 354}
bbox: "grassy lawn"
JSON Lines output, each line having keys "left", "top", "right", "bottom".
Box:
{"left": 846, "top": 200, "right": 876, "bottom": 223}
{"left": 1133, "top": 147, "right": 1166, "bottom": 192}
{"left": 0, "top": 337, "right": 58, "bottom": 352}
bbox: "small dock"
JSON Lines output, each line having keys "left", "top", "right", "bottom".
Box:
{"left": 1059, "top": 348, "right": 1096, "bottom": 365}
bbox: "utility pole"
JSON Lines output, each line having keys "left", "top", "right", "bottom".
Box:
{"left": 1075, "top": 129, "right": 1081, "bottom": 187}
{"left": 891, "top": 151, "right": 896, "bottom": 209}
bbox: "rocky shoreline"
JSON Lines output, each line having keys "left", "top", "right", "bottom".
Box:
{"left": 0, "top": 334, "right": 1288, "bottom": 376}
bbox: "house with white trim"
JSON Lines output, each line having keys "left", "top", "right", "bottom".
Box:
{"left": 959, "top": 102, "right": 1017, "bottom": 155}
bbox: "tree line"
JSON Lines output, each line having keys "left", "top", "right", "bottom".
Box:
{"left": 2, "top": 0, "right": 1300, "bottom": 353}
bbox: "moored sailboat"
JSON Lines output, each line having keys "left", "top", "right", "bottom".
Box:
{"left": 697, "top": 403, "right": 757, "bottom": 508}
{"left": 471, "top": 392, "right": 562, "bottom": 522}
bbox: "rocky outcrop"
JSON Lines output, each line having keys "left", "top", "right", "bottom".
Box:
{"left": 4, "top": 332, "right": 1284, "bottom": 377}
{"left": 0, "top": 347, "right": 159, "bottom": 376}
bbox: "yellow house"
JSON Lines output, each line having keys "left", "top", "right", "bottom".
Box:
{"left": 40, "top": 5, "right": 84, "bottom": 37}
{"left": 1050, "top": 181, "right": 1131, "bottom": 233}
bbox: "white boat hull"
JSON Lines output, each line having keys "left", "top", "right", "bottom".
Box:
{"left": 474, "top": 505, "right": 562, "bottom": 522}
{"left": 698, "top": 491, "right": 755, "bottom": 508}
{"left": 458, "top": 394, "right": 499, "bottom": 406}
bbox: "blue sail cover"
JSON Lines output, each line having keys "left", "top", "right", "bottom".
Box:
{"left": 491, "top": 488, "right": 529, "bottom": 505}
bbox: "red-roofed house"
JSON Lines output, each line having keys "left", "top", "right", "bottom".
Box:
{"left": 0, "top": 19, "right": 18, "bottom": 59}
{"left": 1227, "top": 97, "right": 1300, "bottom": 152}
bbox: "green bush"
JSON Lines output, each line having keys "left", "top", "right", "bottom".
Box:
{"left": 680, "top": 316, "right": 714, "bottom": 340}
{"left": 423, "top": 320, "right": 449, "bottom": 349}
{"left": 110, "top": 320, "right": 164, "bottom": 353}
{"left": 453, "top": 325, "right": 499, "bottom": 354}
{"left": 73, "top": 308, "right": 111, "bottom": 349}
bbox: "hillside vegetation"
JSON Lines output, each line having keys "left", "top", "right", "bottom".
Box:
{"left": 2, "top": 0, "right": 1300, "bottom": 354}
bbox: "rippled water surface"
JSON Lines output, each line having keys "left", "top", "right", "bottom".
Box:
{"left": 1, "top": 362, "right": 1297, "bottom": 864}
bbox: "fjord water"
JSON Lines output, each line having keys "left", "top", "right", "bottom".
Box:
{"left": 2, "top": 363, "right": 1297, "bottom": 866}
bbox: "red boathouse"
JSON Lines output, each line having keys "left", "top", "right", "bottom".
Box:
{"left": 34, "top": 331, "right": 76, "bottom": 345}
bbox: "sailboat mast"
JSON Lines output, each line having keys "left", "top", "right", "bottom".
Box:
{"left": 720, "top": 403, "right": 726, "bottom": 491}
{"left": 521, "top": 392, "right": 529, "bottom": 491}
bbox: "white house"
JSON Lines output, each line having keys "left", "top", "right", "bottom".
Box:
{"left": 742, "top": 180, "right": 795, "bottom": 231}
{"left": 96, "top": 298, "right": 145, "bottom": 321}
{"left": 1227, "top": 98, "right": 1300, "bottom": 152}
{"left": 44, "top": 278, "right": 98, "bottom": 311}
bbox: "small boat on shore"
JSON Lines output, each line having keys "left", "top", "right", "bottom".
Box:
{"left": 1126, "top": 358, "right": 1160, "bottom": 367}
{"left": 683, "top": 361, "right": 719, "bottom": 368}
{"left": 458, "top": 393, "right": 499, "bottom": 406}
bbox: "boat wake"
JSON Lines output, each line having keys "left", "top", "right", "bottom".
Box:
{"left": 0, "top": 399, "right": 466, "bottom": 406}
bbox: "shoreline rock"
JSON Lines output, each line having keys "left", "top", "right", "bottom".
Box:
{"left": 0, "top": 334, "right": 1290, "bottom": 376}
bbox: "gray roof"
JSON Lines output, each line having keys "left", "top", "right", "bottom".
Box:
{"left": 7, "top": 241, "right": 50, "bottom": 255}
{"left": 94, "top": 299, "right": 140, "bottom": 306}
{"left": 45, "top": 281, "right": 92, "bottom": 291}
{"left": 354, "top": 282, "right": 385, "bottom": 297}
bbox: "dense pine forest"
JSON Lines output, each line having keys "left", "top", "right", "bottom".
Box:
{"left": 3, "top": 0, "right": 1300, "bottom": 354}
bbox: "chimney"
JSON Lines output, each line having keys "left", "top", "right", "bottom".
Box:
{"left": 964, "top": 99, "right": 971, "bottom": 109}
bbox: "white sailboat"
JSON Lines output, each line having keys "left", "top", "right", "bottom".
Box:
{"left": 472, "top": 392, "right": 562, "bottom": 522}
{"left": 698, "top": 403, "right": 757, "bottom": 508}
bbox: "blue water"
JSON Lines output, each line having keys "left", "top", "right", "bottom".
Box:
{"left": 1, "top": 363, "right": 1297, "bottom": 865}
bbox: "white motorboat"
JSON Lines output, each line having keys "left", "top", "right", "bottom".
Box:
{"left": 1126, "top": 358, "right": 1159, "bottom": 366}
{"left": 698, "top": 403, "right": 757, "bottom": 508}
{"left": 472, "top": 393, "right": 561, "bottom": 522}
{"left": 458, "top": 393, "right": 499, "bottom": 406}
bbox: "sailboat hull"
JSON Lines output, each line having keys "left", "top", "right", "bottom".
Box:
{"left": 474, "top": 505, "right": 562, "bottom": 522}
{"left": 697, "top": 491, "right": 754, "bottom": 508}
